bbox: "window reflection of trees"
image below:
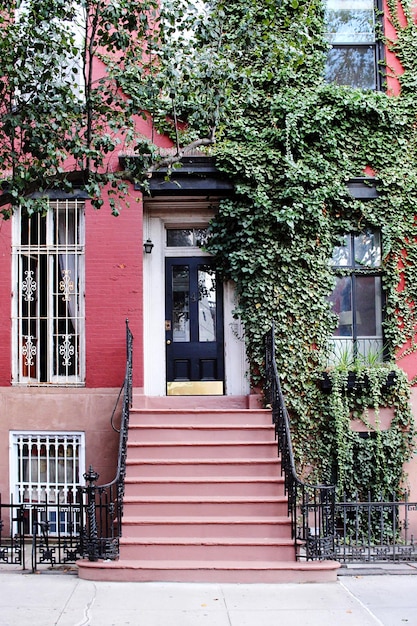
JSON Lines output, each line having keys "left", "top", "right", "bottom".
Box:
{"left": 326, "top": 47, "right": 375, "bottom": 89}
{"left": 326, "top": 9, "right": 375, "bottom": 43}
{"left": 325, "top": 0, "right": 377, "bottom": 89}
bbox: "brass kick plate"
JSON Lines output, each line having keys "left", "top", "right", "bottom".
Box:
{"left": 167, "top": 381, "right": 224, "bottom": 396}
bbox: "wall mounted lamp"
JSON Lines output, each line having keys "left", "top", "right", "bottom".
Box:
{"left": 143, "top": 238, "right": 154, "bottom": 254}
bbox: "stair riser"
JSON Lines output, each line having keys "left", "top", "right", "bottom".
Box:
{"left": 124, "top": 481, "right": 284, "bottom": 498}
{"left": 128, "top": 443, "right": 278, "bottom": 460}
{"left": 126, "top": 462, "right": 282, "bottom": 478}
{"left": 128, "top": 427, "right": 275, "bottom": 444}
{"left": 119, "top": 543, "right": 295, "bottom": 561}
{"left": 130, "top": 411, "right": 273, "bottom": 427}
{"left": 123, "top": 501, "right": 288, "bottom": 517}
{"left": 121, "top": 522, "right": 292, "bottom": 539}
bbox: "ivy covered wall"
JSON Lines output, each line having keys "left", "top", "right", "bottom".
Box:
{"left": 201, "top": 0, "right": 417, "bottom": 497}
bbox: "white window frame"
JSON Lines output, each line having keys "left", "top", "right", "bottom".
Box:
{"left": 12, "top": 199, "right": 85, "bottom": 385}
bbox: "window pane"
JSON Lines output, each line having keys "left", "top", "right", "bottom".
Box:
{"left": 355, "top": 275, "right": 382, "bottom": 337}
{"left": 167, "top": 229, "right": 193, "bottom": 247}
{"left": 194, "top": 229, "right": 210, "bottom": 247}
{"left": 166, "top": 228, "right": 209, "bottom": 247}
{"left": 329, "top": 276, "right": 353, "bottom": 336}
{"left": 325, "top": 0, "right": 375, "bottom": 43}
{"left": 331, "top": 235, "right": 352, "bottom": 266}
{"left": 172, "top": 265, "right": 190, "bottom": 342}
{"left": 198, "top": 265, "right": 216, "bottom": 342}
{"left": 325, "top": 45, "right": 376, "bottom": 89}
{"left": 354, "top": 230, "right": 381, "bottom": 267}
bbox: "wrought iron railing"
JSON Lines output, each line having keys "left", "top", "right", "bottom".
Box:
{"left": 264, "top": 326, "right": 336, "bottom": 560}
{"left": 77, "top": 319, "right": 133, "bottom": 561}
{"left": 0, "top": 495, "right": 25, "bottom": 567}
{"left": 335, "top": 492, "right": 417, "bottom": 563}
{"left": 0, "top": 495, "right": 82, "bottom": 571}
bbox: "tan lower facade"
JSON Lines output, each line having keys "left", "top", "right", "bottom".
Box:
{"left": 0, "top": 387, "right": 123, "bottom": 501}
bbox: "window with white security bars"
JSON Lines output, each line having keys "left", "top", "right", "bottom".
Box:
{"left": 10, "top": 432, "right": 85, "bottom": 535}
{"left": 12, "top": 199, "right": 85, "bottom": 384}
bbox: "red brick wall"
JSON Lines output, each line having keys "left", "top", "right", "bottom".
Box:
{"left": 85, "top": 185, "right": 144, "bottom": 388}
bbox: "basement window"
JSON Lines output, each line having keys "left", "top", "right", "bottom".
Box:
{"left": 10, "top": 431, "right": 85, "bottom": 535}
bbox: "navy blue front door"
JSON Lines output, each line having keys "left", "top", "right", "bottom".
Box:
{"left": 165, "top": 257, "right": 224, "bottom": 394}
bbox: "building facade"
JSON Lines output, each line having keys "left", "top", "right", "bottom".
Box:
{"left": 1, "top": 0, "right": 417, "bottom": 548}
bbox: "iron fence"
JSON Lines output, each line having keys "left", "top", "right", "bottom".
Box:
{"left": 0, "top": 497, "right": 82, "bottom": 571}
{"left": 264, "top": 325, "right": 417, "bottom": 564}
{"left": 334, "top": 493, "right": 417, "bottom": 563}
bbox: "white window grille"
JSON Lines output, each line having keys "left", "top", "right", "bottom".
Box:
{"left": 12, "top": 199, "right": 85, "bottom": 385}
{"left": 10, "top": 431, "right": 85, "bottom": 535}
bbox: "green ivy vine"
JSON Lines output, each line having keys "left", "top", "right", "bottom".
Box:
{"left": 203, "top": 0, "right": 417, "bottom": 497}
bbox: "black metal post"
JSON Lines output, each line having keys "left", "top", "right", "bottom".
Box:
{"left": 83, "top": 465, "right": 100, "bottom": 562}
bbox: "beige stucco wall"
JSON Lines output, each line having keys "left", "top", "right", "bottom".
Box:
{"left": 0, "top": 387, "right": 122, "bottom": 501}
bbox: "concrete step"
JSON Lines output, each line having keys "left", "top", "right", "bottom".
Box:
{"left": 128, "top": 423, "right": 275, "bottom": 443}
{"left": 127, "top": 440, "right": 278, "bottom": 460}
{"left": 78, "top": 558, "right": 341, "bottom": 583}
{"left": 129, "top": 408, "right": 273, "bottom": 427}
{"left": 118, "top": 537, "right": 296, "bottom": 561}
{"left": 124, "top": 476, "right": 284, "bottom": 497}
{"left": 125, "top": 458, "right": 282, "bottom": 478}
{"left": 122, "top": 495, "right": 289, "bottom": 517}
{"left": 121, "top": 515, "right": 292, "bottom": 539}
{"left": 131, "top": 395, "right": 262, "bottom": 410}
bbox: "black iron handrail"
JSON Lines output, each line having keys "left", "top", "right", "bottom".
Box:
{"left": 264, "top": 325, "right": 336, "bottom": 560}
{"left": 78, "top": 319, "right": 133, "bottom": 561}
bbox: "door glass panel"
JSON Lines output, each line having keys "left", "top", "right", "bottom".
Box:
{"left": 198, "top": 265, "right": 216, "bottom": 342}
{"left": 172, "top": 265, "right": 190, "bottom": 342}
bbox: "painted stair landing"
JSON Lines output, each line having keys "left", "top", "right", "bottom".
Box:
{"left": 78, "top": 398, "right": 339, "bottom": 583}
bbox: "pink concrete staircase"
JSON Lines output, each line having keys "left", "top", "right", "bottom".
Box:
{"left": 78, "top": 396, "right": 339, "bottom": 582}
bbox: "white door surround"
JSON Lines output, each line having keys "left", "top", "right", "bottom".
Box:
{"left": 143, "top": 198, "right": 249, "bottom": 397}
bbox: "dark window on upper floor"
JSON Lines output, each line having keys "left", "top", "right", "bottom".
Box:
{"left": 324, "top": 0, "right": 383, "bottom": 90}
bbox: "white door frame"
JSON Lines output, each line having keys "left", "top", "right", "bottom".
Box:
{"left": 143, "top": 201, "right": 249, "bottom": 396}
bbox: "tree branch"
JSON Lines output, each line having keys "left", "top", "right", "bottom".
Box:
{"left": 144, "top": 129, "right": 217, "bottom": 176}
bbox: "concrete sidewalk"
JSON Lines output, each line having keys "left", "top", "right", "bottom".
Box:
{"left": 1, "top": 567, "right": 417, "bottom": 626}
